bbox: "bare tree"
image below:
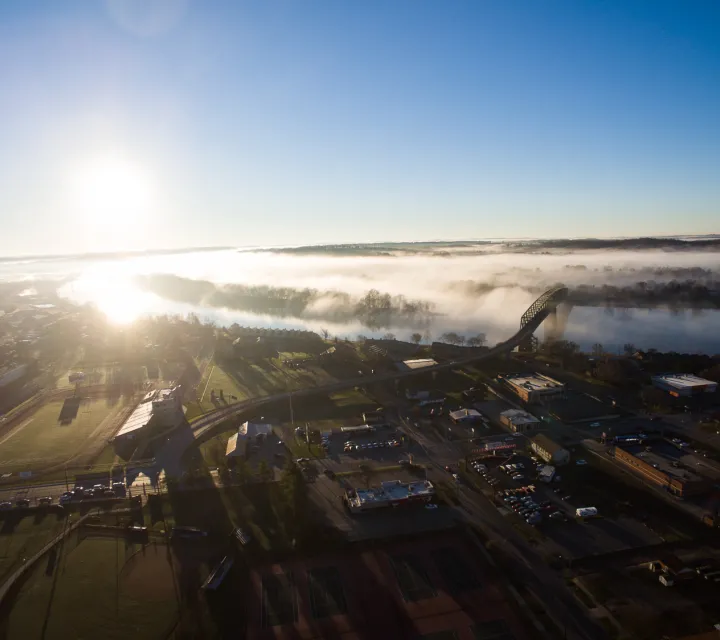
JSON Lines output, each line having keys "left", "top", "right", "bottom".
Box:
{"left": 383, "top": 332, "right": 396, "bottom": 340}
{"left": 592, "top": 343, "right": 604, "bottom": 357}
{"left": 410, "top": 333, "right": 422, "bottom": 345}
{"left": 319, "top": 328, "right": 330, "bottom": 340}
{"left": 623, "top": 343, "right": 636, "bottom": 356}
{"left": 422, "top": 330, "right": 432, "bottom": 344}
{"left": 356, "top": 334, "right": 367, "bottom": 343}
{"left": 457, "top": 335, "right": 466, "bottom": 346}
{"left": 467, "top": 333, "right": 487, "bottom": 347}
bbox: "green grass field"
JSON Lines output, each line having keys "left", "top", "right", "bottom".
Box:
{"left": 184, "top": 362, "right": 248, "bottom": 421}
{"left": 0, "top": 398, "right": 119, "bottom": 470}
{"left": 0, "top": 512, "right": 77, "bottom": 584}
{"left": 3, "top": 536, "right": 182, "bottom": 640}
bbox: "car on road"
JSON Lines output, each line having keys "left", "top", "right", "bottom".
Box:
{"left": 562, "top": 495, "right": 572, "bottom": 501}
{"left": 296, "top": 458, "right": 310, "bottom": 464}
{"left": 511, "top": 432, "right": 523, "bottom": 438}
{"left": 0, "top": 502, "right": 12, "bottom": 510}
{"left": 511, "top": 474, "right": 525, "bottom": 481}
{"left": 575, "top": 459, "right": 588, "bottom": 466}
{"left": 323, "top": 469, "right": 336, "bottom": 479}
{"left": 425, "top": 503, "right": 438, "bottom": 510}
{"left": 38, "top": 496, "right": 53, "bottom": 506}
{"left": 590, "top": 422, "right": 601, "bottom": 427}
{"left": 59, "top": 492, "right": 72, "bottom": 505}
{"left": 15, "top": 499, "right": 30, "bottom": 508}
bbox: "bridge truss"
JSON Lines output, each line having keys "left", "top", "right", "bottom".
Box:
{"left": 518, "top": 285, "right": 568, "bottom": 352}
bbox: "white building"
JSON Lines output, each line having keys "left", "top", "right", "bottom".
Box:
{"left": 651, "top": 374, "right": 718, "bottom": 397}
{"left": 345, "top": 480, "right": 434, "bottom": 513}
{"left": 500, "top": 409, "right": 540, "bottom": 433}
{"left": 226, "top": 421, "right": 274, "bottom": 458}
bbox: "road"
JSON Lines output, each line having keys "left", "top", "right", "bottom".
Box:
{"left": 396, "top": 415, "right": 605, "bottom": 640}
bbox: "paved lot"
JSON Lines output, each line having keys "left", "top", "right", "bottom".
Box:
{"left": 464, "top": 451, "right": 664, "bottom": 559}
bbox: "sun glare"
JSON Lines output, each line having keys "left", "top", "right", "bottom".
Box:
{"left": 69, "top": 155, "right": 154, "bottom": 230}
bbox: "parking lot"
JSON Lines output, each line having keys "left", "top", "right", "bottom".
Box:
{"left": 463, "top": 449, "right": 665, "bottom": 559}
{"left": 314, "top": 424, "right": 429, "bottom": 472}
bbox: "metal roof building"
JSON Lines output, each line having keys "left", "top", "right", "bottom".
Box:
{"left": 651, "top": 374, "right": 717, "bottom": 397}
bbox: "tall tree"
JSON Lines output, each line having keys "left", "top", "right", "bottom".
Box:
{"left": 410, "top": 332, "right": 422, "bottom": 345}
{"left": 623, "top": 343, "right": 636, "bottom": 356}
{"left": 383, "top": 332, "right": 396, "bottom": 340}
{"left": 592, "top": 343, "right": 604, "bottom": 357}
{"left": 320, "top": 328, "right": 330, "bottom": 340}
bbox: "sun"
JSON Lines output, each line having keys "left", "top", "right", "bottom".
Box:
{"left": 68, "top": 155, "right": 154, "bottom": 231}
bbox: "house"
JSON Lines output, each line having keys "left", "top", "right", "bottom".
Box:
{"left": 530, "top": 434, "right": 570, "bottom": 466}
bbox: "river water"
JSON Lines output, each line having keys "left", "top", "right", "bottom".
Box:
{"left": 2, "top": 249, "right": 720, "bottom": 355}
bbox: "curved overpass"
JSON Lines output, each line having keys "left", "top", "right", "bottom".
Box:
{"left": 154, "top": 286, "right": 568, "bottom": 472}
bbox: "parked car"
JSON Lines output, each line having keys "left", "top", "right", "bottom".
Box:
{"left": 59, "top": 492, "right": 72, "bottom": 505}
{"left": 15, "top": 499, "right": 30, "bottom": 508}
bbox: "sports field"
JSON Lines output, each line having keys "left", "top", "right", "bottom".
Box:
{"left": 3, "top": 536, "right": 183, "bottom": 640}
{"left": 0, "top": 398, "right": 120, "bottom": 470}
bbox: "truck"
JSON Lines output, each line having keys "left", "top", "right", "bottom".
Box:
{"left": 537, "top": 465, "right": 556, "bottom": 483}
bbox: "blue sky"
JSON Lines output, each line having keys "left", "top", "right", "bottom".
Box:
{"left": 1, "top": 0, "right": 719, "bottom": 255}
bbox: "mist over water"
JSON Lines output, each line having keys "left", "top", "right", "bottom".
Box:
{"left": 3, "top": 245, "right": 720, "bottom": 354}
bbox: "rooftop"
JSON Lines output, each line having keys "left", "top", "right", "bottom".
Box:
{"left": 353, "top": 480, "right": 434, "bottom": 506}
{"left": 115, "top": 401, "right": 154, "bottom": 438}
{"left": 500, "top": 409, "right": 539, "bottom": 425}
{"left": 397, "top": 358, "right": 438, "bottom": 371}
{"left": 621, "top": 441, "right": 704, "bottom": 482}
{"left": 449, "top": 408, "right": 482, "bottom": 421}
{"left": 504, "top": 372, "right": 565, "bottom": 393}
{"left": 652, "top": 374, "right": 717, "bottom": 390}
{"left": 239, "top": 422, "right": 273, "bottom": 439}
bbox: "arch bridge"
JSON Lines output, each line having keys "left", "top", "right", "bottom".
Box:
{"left": 518, "top": 286, "right": 569, "bottom": 352}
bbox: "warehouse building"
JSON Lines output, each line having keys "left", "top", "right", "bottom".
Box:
{"left": 613, "top": 442, "right": 712, "bottom": 498}
{"left": 345, "top": 480, "right": 434, "bottom": 513}
{"left": 500, "top": 409, "right": 540, "bottom": 433}
{"left": 651, "top": 374, "right": 718, "bottom": 397}
{"left": 502, "top": 372, "right": 565, "bottom": 403}
{"left": 530, "top": 434, "right": 570, "bottom": 466}
{"left": 113, "top": 387, "right": 183, "bottom": 453}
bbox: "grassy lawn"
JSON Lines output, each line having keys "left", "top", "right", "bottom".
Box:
{"left": 184, "top": 362, "right": 247, "bottom": 419}
{"left": 0, "top": 511, "right": 77, "bottom": 584}
{"left": 0, "top": 398, "right": 121, "bottom": 471}
{"left": 3, "top": 536, "right": 182, "bottom": 640}
{"left": 328, "top": 388, "right": 374, "bottom": 408}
